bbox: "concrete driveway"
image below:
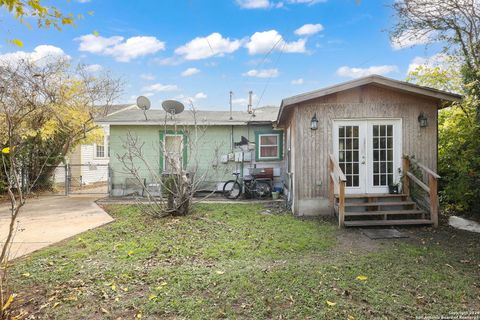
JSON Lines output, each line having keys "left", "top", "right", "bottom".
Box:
{"left": 0, "top": 195, "right": 114, "bottom": 260}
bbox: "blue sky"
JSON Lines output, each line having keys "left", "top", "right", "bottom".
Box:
{"left": 0, "top": 0, "right": 443, "bottom": 110}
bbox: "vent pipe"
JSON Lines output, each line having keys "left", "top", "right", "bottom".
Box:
{"left": 248, "top": 91, "right": 253, "bottom": 114}
{"left": 229, "top": 91, "right": 233, "bottom": 120}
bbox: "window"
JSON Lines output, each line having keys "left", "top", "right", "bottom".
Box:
{"left": 95, "top": 144, "right": 105, "bottom": 158}
{"left": 256, "top": 132, "right": 283, "bottom": 161}
{"left": 94, "top": 135, "right": 109, "bottom": 159}
{"left": 163, "top": 134, "right": 183, "bottom": 172}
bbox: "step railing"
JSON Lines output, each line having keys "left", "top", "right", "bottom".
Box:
{"left": 402, "top": 156, "right": 440, "bottom": 227}
{"left": 329, "top": 154, "right": 347, "bottom": 227}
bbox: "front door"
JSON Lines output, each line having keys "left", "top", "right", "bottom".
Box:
{"left": 333, "top": 119, "right": 402, "bottom": 194}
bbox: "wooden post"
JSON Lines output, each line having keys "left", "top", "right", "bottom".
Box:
{"left": 338, "top": 179, "right": 345, "bottom": 228}
{"left": 429, "top": 174, "right": 439, "bottom": 227}
{"left": 328, "top": 158, "right": 334, "bottom": 213}
{"left": 402, "top": 157, "right": 410, "bottom": 197}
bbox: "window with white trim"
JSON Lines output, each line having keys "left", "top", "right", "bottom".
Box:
{"left": 258, "top": 133, "right": 280, "bottom": 160}
{"left": 95, "top": 144, "right": 105, "bottom": 158}
{"left": 94, "top": 135, "right": 109, "bottom": 159}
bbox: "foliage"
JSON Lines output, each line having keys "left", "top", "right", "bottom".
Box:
{"left": 6, "top": 204, "right": 479, "bottom": 319}
{"left": 0, "top": 58, "right": 121, "bottom": 192}
{"left": 0, "top": 0, "right": 87, "bottom": 43}
{"left": 407, "top": 59, "right": 480, "bottom": 216}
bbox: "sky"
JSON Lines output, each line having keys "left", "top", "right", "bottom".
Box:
{"left": 0, "top": 0, "right": 445, "bottom": 111}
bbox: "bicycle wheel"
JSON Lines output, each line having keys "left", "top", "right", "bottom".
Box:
{"left": 254, "top": 181, "right": 272, "bottom": 199}
{"left": 223, "top": 180, "right": 242, "bottom": 199}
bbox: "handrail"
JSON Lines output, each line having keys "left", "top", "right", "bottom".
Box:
{"left": 329, "top": 154, "right": 347, "bottom": 182}
{"left": 406, "top": 171, "right": 429, "bottom": 193}
{"left": 329, "top": 154, "right": 346, "bottom": 227}
{"left": 402, "top": 156, "right": 439, "bottom": 227}
{"left": 410, "top": 158, "right": 441, "bottom": 179}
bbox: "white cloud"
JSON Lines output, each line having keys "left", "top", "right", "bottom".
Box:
{"left": 194, "top": 92, "right": 207, "bottom": 99}
{"left": 391, "top": 31, "right": 433, "bottom": 50}
{"left": 84, "top": 64, "right": 103, "bottom": 72}
{"left": 0, "top": 45, "right": 70, "bottom": 65}
{"left": 291, "top": 78, "right": 304, "bottom": 85}
{"left": 336, "top": 65, "right": 399, "bottom": 78}
{"left": 236, "top": 0, "right": 270, "bottom": 8}
{"left": 175, "top": 33, "right": 242, "bottom": 60}
{"left": 407, "top": 53, "right": 451, "bottom": 73}
{"left": 142, "top": 83, "right": 179, "bottom": 93}
{"left": 77, "top": 34, "right": 165, "bottom": 62}
{"left": 232, "top": 93, "right": 258, "bottom": 107}
{"left": 181, "top": 67, "right": 201, "bottom": 77}
{"left": 245, "top": 30, "right": 306, "bottom": 55}
{"left": 242, "top": 68, "right": 279, "bottom": 78}
{"left": 294, "top": 23, "right": 324, "bottom": 36}
{"left": 140, "top": 73, "right": 156, "bottom": 81}
{"left": 77, "top": 0, "right": 91, "bottom": 3}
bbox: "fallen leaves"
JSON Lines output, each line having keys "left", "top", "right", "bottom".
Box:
{"left": 356, "top": 275, "right": 368, "bottom": 281}
{"left": 326, "top": 300, "right": 336, "bottom": 307}
{"left": 1, "top": 294, "right": 16, "bottom": 312}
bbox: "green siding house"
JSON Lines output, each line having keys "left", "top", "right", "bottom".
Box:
{"left": 97, "top": 107, "right": 284, "bottom": 196}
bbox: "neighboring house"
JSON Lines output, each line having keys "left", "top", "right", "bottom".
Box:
{"left": 96, "top": 106, "right": 284, "bottom": 196}
{"left": 59, "top": 104, "right": 139, "bottom": 188}
{"left": 277, "top": 75, "right": 461, "bottom": 226}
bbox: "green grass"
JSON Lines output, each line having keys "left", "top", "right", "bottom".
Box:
{"left": 8, "top": 204, "right": 480, "bottom": 319}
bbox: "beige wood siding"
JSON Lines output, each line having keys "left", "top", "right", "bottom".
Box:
{"left": 283, "top": 84, "right": 439, "bottom": 210}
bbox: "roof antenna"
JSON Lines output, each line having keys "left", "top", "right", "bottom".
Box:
{"left": 248, "top": 91, "right": 253, "bottom": 114}
{"left": 229, "top": 91, "right": 233, "bottom": 120}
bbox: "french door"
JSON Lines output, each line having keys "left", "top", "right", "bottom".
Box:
{"left": 333, "top": 119, "right": 402, "bottom": 194}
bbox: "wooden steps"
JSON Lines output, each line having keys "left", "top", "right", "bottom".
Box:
{"left": 334, "top": 193, "right": 431, "bottom": 227}
{"left": 344, "top": 201, "right": 416, "bottom": 207}
{"left": 344, "top": 219, "right": 433, "bottom": 227}
{"left": 345, "top": 209, "right": 424, "bottom": 217}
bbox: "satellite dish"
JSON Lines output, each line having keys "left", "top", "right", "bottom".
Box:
{"left": 162, "top": 100, "right": 185, "bottom": 115}
{"left": 136, "top": 96, "right": 151, "bottom": 110}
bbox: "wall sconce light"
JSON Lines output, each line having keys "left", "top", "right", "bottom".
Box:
{"left": 311, "top": 113, "right": 319, "bottom": 130}
{"left": 418, "top": 112, "right": 428, "bottom": 128}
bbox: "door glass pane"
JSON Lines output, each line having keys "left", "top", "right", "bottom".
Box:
{"left": 372, "top": 125, "right": 394, "bottom": 187}
{"left": 338, "top": 125, "right": 360, "bottom": 187}
{"left": 164, "top": 135, "right": 183, "bottom": 172}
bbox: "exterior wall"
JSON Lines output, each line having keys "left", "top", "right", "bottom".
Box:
{"left": 283, "top": 84, "right": 439, "bottom": 216}
{"left": 108, "top": 124, "right": 284, "bottom": 196}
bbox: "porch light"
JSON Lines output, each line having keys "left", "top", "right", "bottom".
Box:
{"left": 311, "top": 113, "right": 319, "bottom": 130}
{"left": 418, "top": 112, "right": 428, "bottom": 128}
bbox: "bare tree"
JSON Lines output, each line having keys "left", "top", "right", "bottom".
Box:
{"left": 391, "top": 0, "right": 480, "bottom": 122}
{"left": 0, "top": 56, "right": 122, "bottom": 317}
{"left": 116, "top": 105, "right": 226, "bottom": 217}
{"left": 391, "top": 0, "right": 480, "bottom": 68}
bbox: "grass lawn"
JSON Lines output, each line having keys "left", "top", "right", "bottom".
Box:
{"left": 7, "top": 203, "right": 480, "bottom": 319}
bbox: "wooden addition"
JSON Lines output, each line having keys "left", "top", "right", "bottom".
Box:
{"left": 277, "top": 75, "right": 460, "bottom": 227}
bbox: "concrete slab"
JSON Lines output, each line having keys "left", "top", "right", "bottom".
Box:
{"left": 0, "top": 196, "right": 114, "bottom": 260}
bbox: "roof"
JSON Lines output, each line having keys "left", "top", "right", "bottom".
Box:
{"left": 94, "top": 104, "right": 139, "bottom": 118}
{"left": 96, "top": 106, "right": 279, "bottom": 126}
{"left": 277, "top": 74, "right": 462, "bottom": 123}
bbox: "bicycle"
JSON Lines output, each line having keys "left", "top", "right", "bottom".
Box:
{"left": 222, "top": 172, "right": 272, "bottom": 200}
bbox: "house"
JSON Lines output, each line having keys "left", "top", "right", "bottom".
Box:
{"left": 277, "top": 75, "right": 461, "bottom": 227}
{"left": 96, "top": 106, "right": 284, "bottom": 197}
{"left": 54, "top": 104, "right": 139, "bottom": 191}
